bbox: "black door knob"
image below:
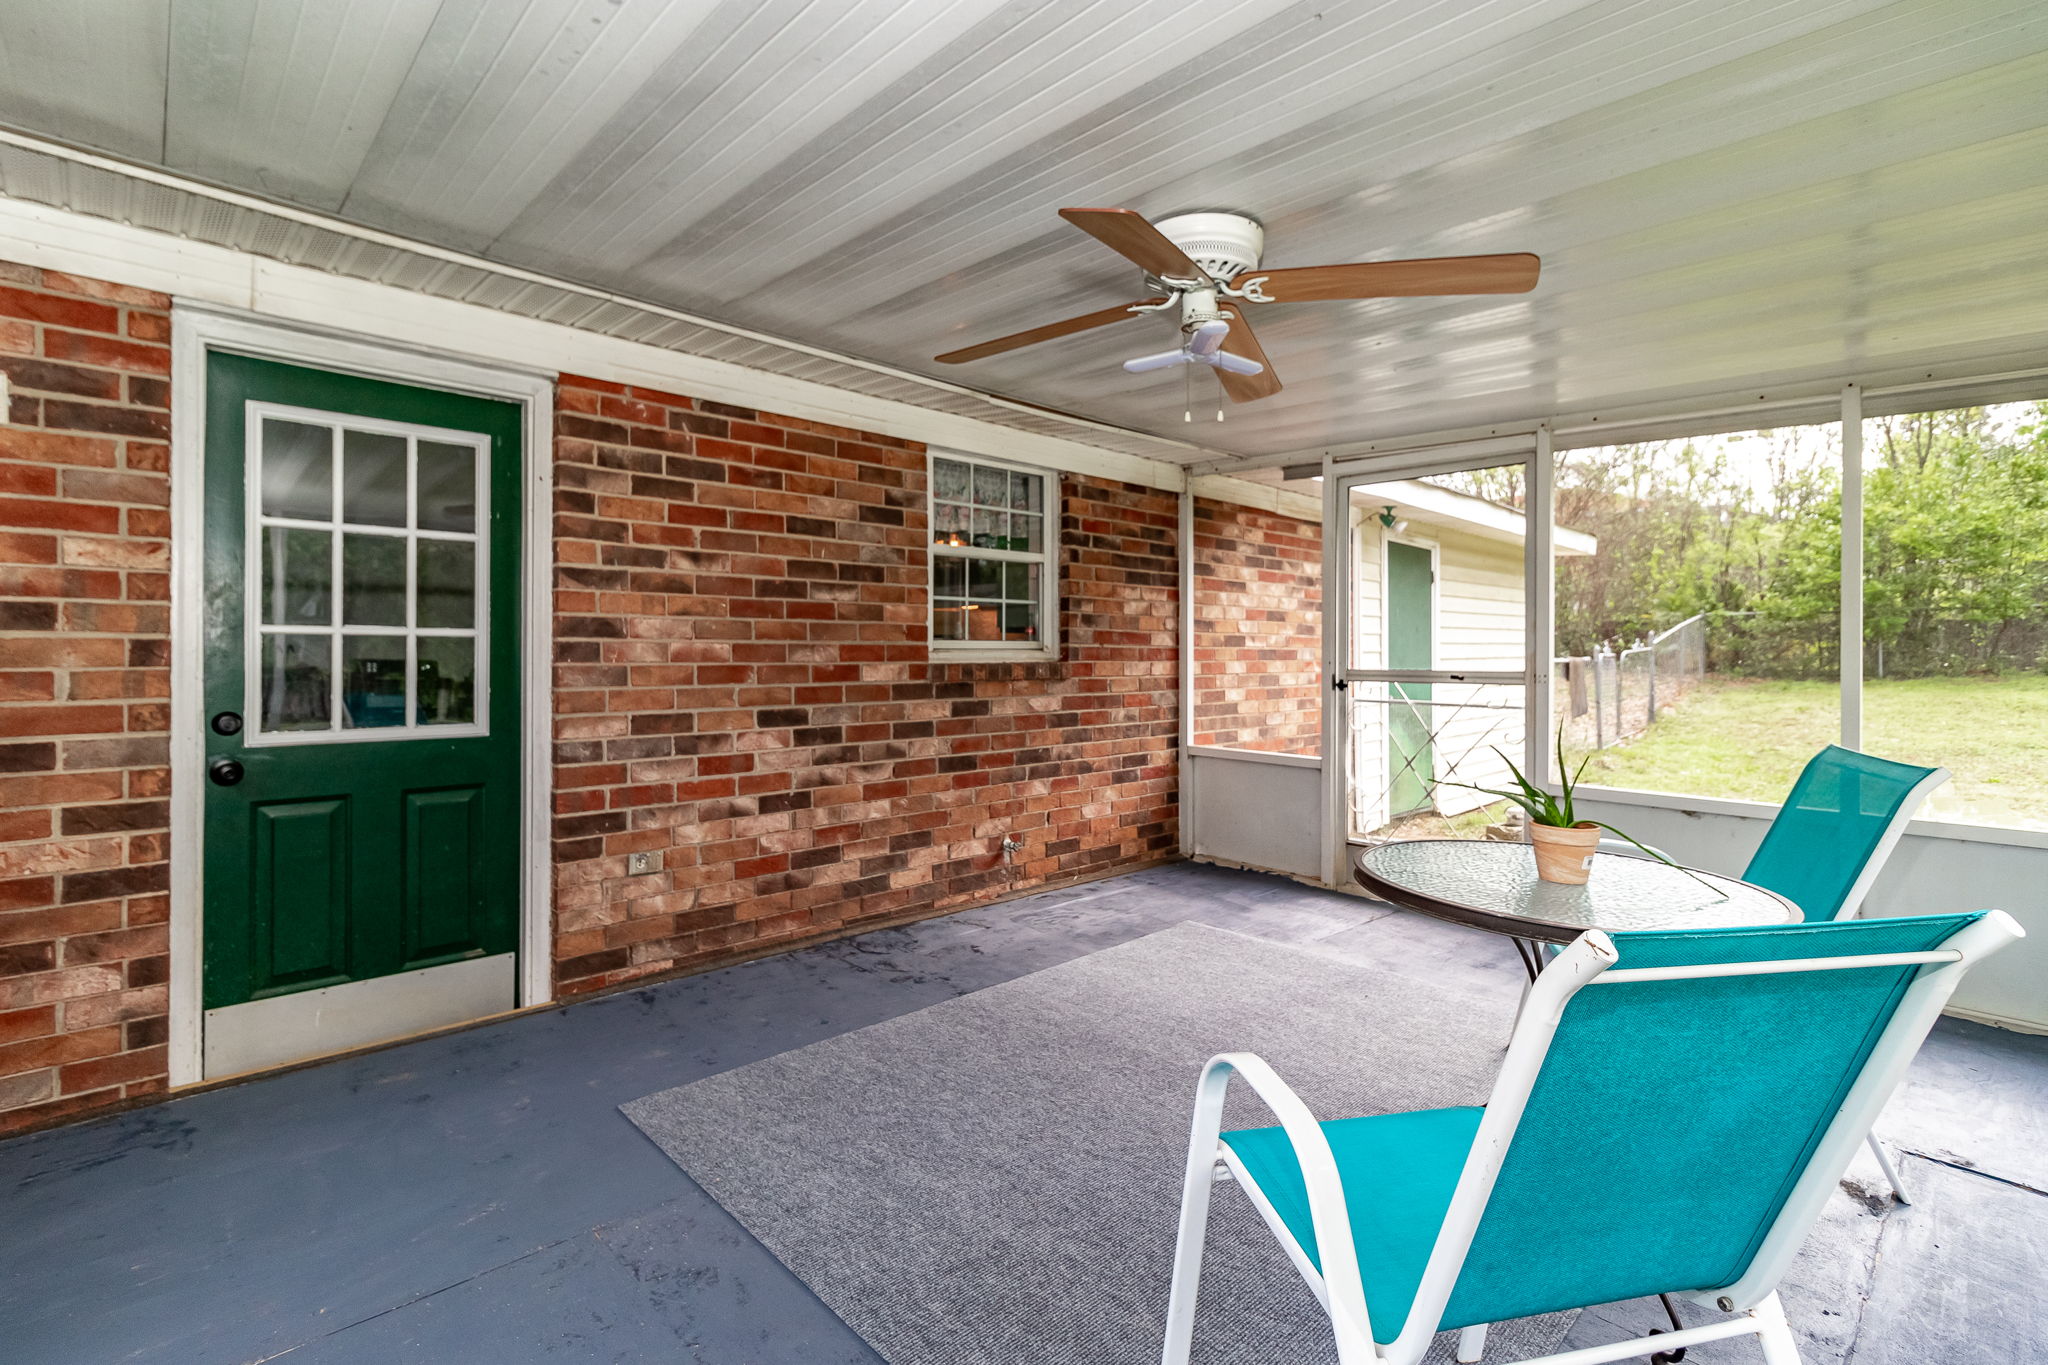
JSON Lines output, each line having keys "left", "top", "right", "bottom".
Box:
{"left": 210, "top": 711, "right": 243, "bottom": 736}
{"left": 208, "top": 757, "right": 245, "bottom": 787}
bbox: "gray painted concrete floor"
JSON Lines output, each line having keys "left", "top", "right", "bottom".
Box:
{"left": 1, "top": 861, "right": 2043, "bottom": 1364}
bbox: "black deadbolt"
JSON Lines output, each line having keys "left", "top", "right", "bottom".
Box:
{"left": 208, "top": 757, "right": 245, "bottom": 787}
{"left": 210, "top": 710, "right": 243, "bottom": 737}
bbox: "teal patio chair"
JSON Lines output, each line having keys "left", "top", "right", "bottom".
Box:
{"left": 1742, "top": 745, "right": 1949, "bottom": 1202}
{"left": 1742, "top": 745, "right": 1948, "bottom": 923}
{"left": 1575, "top": 746, "right": 1947, "bottom": 1200}
{"left": 1162, "top": 910, "right": 2021, "bottom": 1365}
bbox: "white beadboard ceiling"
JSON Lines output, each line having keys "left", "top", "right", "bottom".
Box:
{"left": 1, "top": 0, "right": 2046, "bottom": 461}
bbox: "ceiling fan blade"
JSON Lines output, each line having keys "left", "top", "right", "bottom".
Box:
{"left": 934, "top": 297, "right": 1164, "bottom": 364}
{"left": 1058, "top": 208, "right": 1213, "bottom": 284}
{"left": 1235, "top": 253, "right": 1540, "bottom": 303}
{"left": 1216, "top": 308, "right": 1282, "bottom": 402}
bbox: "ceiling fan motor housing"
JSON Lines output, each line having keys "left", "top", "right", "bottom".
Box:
{"left": 1149, "top": 211, "right": 1265, "bottom": 282}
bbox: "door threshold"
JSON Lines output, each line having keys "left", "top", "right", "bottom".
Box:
{"left": 203, "top": 953, "right": 516, "bottom": 1079}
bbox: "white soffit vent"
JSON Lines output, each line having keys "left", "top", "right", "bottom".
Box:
{"left": 0, "top": 134, "right": 1213, "bottom": 468}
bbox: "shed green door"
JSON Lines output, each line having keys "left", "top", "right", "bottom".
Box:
{"left": 201, "top": 354, "right": 522, "bottom": 1015}
{"left": 1386, "top": 540, "right": 1434, "bottom": 816}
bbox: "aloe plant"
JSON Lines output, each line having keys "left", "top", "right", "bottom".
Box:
{"left": 1437, "top": 726, "right": 1719, "bottom": 888}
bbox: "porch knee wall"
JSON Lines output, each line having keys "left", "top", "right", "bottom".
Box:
{"left": 0, "top": 258, "right": 1323, "bottom": 1134}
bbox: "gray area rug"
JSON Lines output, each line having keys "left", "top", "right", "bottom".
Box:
{"left": 624, "top": 922, "right": 1574, "bottom": 1364}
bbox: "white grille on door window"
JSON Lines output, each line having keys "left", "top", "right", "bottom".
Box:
{"left": 246, "top": 403, "right": 489, "bottom": 743}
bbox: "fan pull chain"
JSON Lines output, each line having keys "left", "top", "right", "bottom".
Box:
{"left": 1183, "top": 361, "right": 1192, "bottom": 423}
{"left": 1216, "top": 366, "right": 1225, "bottom": 422}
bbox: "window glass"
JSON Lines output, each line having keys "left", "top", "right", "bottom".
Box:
{"left": 342, "top": 534, "right": 406, "bottom": 626}
{"left": 341, "top": 429, "right": 407, "bottom": 527}
{"left": 416, "top": 637, "right": 476, "bottom": 725}
{"left": 261, "top": 419, "right": 331, "bottom": 521}
{"left": 416, "top": 539, "right": 475, "bottom": 629}
{"left": 417, "top": 441, "right": 478, "bottom": 532}
{"left": 929, "top": 454, "right": 1053, "bottom": 653}
{"left": 259, "top": 634, "right": 332, "bottom": 731}
{"left": 1858, "top": 401, "right": 2048, "bottom": 831}
{"left": 259, "top": 527, "right": 331, "bottom": 626}
{"left": 341, "top": 636, "right": 409, "bottom": 729}
{"left": 249, "top": 410, "right": 485, "bottom": 740}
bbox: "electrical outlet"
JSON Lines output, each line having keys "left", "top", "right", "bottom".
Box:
{"left": 627, "top": 851, "right": 659, "bottom": 876}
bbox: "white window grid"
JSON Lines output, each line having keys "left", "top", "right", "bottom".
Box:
{"left": 243, "top": 400, "right": 491, "bottom": 746}
{"left": 927, "top": 450, "right": 1058, "bottom": 660}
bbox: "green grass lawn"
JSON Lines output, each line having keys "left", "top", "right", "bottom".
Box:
{"left": 1567, "top": 672, "right": 2048, "bottom": 832}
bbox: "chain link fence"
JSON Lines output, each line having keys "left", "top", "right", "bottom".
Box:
{"left": 1554, "top": 613, "right": 1707, "bottom": 752}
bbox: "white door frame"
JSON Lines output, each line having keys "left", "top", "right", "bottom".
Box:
{"left": 168, "top": 304, "right": 556, "bottom": 1086}
{"left": 1320, "top": 441, "right": 1542, "bottom": 886}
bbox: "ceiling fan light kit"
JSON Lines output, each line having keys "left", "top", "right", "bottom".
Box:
{"left": 934, "top": 205, "right": 1540, "bottom": 408}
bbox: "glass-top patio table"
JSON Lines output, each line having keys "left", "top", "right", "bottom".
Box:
{"left": 1353, "top": 838, "right": 1800, "bottom": 979}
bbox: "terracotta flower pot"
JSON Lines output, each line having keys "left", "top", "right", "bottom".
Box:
{"left": 1530, "top": 821, "right": 1601, "bottom": 885}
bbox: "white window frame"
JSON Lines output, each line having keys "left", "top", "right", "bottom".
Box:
{"left": 243, "top": 399, "right": 491, "bottom": 745}
{"left": 926, "top": 448, "right": 1060, "bottom": 662}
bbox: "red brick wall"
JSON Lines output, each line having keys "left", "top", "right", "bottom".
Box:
{"left": 0, "top": 264, "right": 173, "bottom": 1135}
{"left": 1191, "top": 497, "right": 1321, "bottom": 755}
{"left": 0, "top": 294, "right": 1186, "bottom": 1136}
{"left": 550, "top": 376, "right": 1178, "bottom": 993}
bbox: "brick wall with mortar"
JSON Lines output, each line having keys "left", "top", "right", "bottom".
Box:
{"left": 0, "top": 264, "right": 173, "bottom": 1136}
{"left": 550, "top": 375, "right": 1179, "bottom": 995}
{"left": 1191, "top": 497, "right": 1321, "bottom": 755}
{"left": 0, "top": 320, "right": 1186, "bottom": 1135}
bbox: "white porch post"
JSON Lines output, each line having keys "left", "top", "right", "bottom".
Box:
{"left": 1840, "top": 383, "right": 1863, "bottom": 749}
{"left": 1179, "top": 476, "right": 1196, "bottom": 857}
{"left": 1527, "top": 425, "right": 1556, "bottom": 786}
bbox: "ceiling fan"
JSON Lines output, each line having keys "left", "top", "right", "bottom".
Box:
{"left": 934, "top": 208, "right": 1540, "bottom": 404}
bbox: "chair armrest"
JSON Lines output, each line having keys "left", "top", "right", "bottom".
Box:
{"left": 1192, "top": 1053, "right": 1375, "bottom": 1359}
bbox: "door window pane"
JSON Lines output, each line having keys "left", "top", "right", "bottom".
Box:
{"left": 416, "top": 637, "right": 475, "bottom": 726}
{"left": 417, "top": 441, "right": 478, "bottom": 532}
{"left": 259, "top": 528, "right": 331, "bottom": 626}
{"left": 342, "top": 430, "right": 407, "bottom": 527}
{"left": 260, "top": 634, "right": 331, "bottom": 731}
{"left": 341, "top": 636, "right": 408, "bottom": 729}
{"left": 342, "top": 534, "right": 406, "bottom": 626}
{"left": 248, "top": 405, "right": 490, "bottom": 740}
{"left": 261, "top": 419, "right": 331, "bottom": 521}
{"left": 416, "top": 540, "right": 475, "bottom": 629}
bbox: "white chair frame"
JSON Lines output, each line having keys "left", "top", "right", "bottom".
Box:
{"left": 1161, "top": 910, "right": 2021, "bottom": 1365}
{"left": 1586, "top": 763, "right": 1948, "bottom": 1204}
{"left": 1799, "top": 762, "right": 1951, "bottom": 1203}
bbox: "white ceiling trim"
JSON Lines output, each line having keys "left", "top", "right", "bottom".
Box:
{"left": 0, "top": 176, "right": 1345, "bottom": 524}
{"left": 0, "top": 126, "right": 1227, "bottom": 477}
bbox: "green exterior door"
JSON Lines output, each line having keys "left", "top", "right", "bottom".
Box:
{"left": 1386, "top": 540, "right": 1434, "bottom": 815}
{"left": 201, "top": 353, "right": 523, "bottom": 1013}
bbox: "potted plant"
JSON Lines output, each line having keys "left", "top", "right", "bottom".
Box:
{"left": 1438, "top": 729, "right": 1690, "bottom": 886}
